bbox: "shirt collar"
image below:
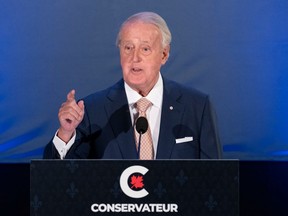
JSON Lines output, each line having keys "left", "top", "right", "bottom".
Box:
{"left": 125, "top": 73, "right": 163, "bottom": 109}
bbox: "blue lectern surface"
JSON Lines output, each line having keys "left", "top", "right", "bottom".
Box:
{"left": 30, "top": 160, "right": 239, "bottom": 216}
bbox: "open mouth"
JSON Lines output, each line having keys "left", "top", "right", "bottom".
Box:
{"left": 132, "top": 67, "right": 142, "bottom": 72}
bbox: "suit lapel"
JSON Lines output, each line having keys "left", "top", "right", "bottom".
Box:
{"left": 104, "top": 80, "right": 138, "bottom": 159}
{"left": 156, "top": 79, "right": 185, "bottom": 159}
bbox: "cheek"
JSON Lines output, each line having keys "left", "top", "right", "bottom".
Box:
{"left": 120, "top": 58, "right": 131, "bottom": 79}
{"left": 120, "top": 61, "right": 131, "bottom": 77}
{"left": 147, "top": 58, "right": 163, "bottom": 71}
{"left": 120, "top": 53, "right": 131, "bottom": 65}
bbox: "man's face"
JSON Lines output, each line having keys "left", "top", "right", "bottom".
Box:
{"left": 119, "top": 21, "right": 170, "bottom": 96}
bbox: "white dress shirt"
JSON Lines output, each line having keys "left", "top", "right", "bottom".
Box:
{"left": 53, "top": 73, "right": 163, "bottom": 159}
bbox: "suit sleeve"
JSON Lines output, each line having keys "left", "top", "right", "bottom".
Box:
{"left": 43, "top": 140, "right": 61, "bottom": 159}
{"left": 200, "top": 97, "right": 223, "bottom": 159}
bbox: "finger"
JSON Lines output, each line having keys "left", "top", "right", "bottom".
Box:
{"left": 67, "top": 89, "right": 76, "bottom": 102}
{"left": 59, "top": 106, "right": 83, "bottom": 121}
{"left": 60, "top": 99, "right": 84, "bottom": 119}
{"left": 60, "top": 112, "right": 79, "bottom": 122}
{"left": 77, "top": 100, "right": 85, "bottom": 111}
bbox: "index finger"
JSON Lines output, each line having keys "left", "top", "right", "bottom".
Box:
{"left": 67, "top": 89, "right": 76, "bottom": 102}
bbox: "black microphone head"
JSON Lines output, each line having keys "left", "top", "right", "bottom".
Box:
{"left": 135, "top": 116, "right": 148, "bottom": 134}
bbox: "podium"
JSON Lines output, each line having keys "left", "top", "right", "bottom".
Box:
{"left": 30, "top": 160, "right": 239, "bottom": 216}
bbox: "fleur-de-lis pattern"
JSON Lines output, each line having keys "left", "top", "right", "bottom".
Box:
{"left": 110, "top": 180, "right": 121, "bottom": 198}
{"left": 205, "top": 194, "right": 218, "bottom": 211}
{"left": 176, "top": 169, "right": 188, "bottom": 186}
{"left": 153, "top": 182, "right": 167, "bottom": 198}
{"left": 66, "top": 182, "right": 78, "bottom": 198}
{"left": 66, "top": 160, "right": 79, "bottom": 173}
{"left": 31, "top": 195, "right": 42, "bottom": 216}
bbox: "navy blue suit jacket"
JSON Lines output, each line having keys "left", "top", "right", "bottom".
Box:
{"left": 43, "top": 77, "right": 222, "bottom": 159}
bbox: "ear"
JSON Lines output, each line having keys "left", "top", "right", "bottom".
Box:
{"left": 161, "top": 45, "right": 170, "bottom": 65}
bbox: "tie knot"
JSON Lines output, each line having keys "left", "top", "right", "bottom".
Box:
{"left": 136, "top": 98, "right": 152, "bottom": 114}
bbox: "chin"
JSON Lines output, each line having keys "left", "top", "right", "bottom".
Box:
{"left": 127, "top": 80, "right": 146, "bottom": 91}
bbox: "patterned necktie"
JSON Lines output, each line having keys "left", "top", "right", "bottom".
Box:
{"left": 134, "top": 98, "right": 154, "bottom": 160}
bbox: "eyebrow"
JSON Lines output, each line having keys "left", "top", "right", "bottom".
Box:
{"left": 122, "top": 40, "right": 151, "bottom": 44}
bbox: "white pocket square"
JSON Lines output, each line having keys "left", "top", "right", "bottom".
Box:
{"left": 175, "top": 136, "right": 193, "bottom": 144}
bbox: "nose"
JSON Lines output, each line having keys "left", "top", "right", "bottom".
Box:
{"left": 132, "top": 48, "right": 141, "bottom": 62}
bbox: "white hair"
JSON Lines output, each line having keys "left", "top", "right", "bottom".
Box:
{"left": 116, "top": 12, "right": 172, "bottom": 48}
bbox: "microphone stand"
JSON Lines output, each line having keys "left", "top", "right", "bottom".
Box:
{"left": 137, "top": 132, "right": 143, "bottom": 159}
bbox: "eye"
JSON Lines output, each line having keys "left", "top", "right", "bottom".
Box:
{"left": 140, "top": 45, "right": 152, "bottom": 55}
{"left": 123, "top": 44, "right": 134, "bottom": 54}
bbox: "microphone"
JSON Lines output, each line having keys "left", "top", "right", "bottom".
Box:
{"left": 135, "top": 116, "right": 148, "bottom": 159}
{"left": 136, "top": 116, "right": 148, "bottom": 134}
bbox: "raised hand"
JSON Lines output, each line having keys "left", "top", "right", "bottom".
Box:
{"left": 57, "top": 90, "right": 85, "bottom": 143}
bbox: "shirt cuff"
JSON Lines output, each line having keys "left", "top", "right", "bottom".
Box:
{"left": 53, "top": 130, "right": 76, "bottom": 159}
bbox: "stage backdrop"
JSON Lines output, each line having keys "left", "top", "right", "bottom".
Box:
{"left": 1, "top": 0, "right": 287, "bottom": 162}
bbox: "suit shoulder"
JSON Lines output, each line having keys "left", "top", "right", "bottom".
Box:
{"left": 82, "top": 79, "right": 124, "bottom": 105}
{"left": 164, "top": 78, "right": 209, "bottom": 101}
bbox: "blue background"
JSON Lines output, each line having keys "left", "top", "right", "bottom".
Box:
{"left": 1, "top": 0, "right": 288, "bottom": 162}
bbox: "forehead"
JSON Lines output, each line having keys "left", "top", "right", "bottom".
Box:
{"left": 120, "top": 21, "right": 162, "bottom": 44}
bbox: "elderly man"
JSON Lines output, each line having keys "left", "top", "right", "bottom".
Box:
{"left": 43, "top": 12, "right": 222, "bottom": 159}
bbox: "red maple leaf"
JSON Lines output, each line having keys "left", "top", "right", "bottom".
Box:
{"left": 130, "top": 175, "right": 144, "bottom": 189}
